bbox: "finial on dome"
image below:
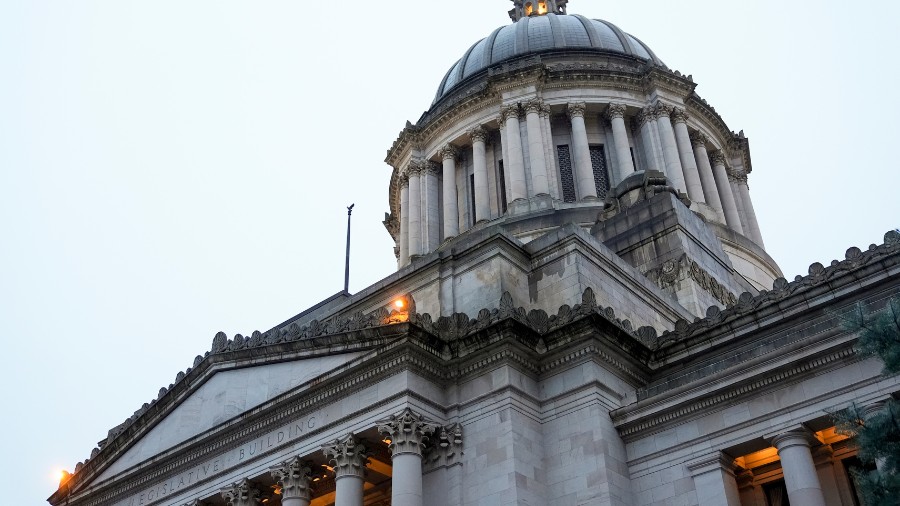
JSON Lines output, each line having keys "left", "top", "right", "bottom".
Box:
{"left": 509, "top": 0, "right": 568, "bottom": 22}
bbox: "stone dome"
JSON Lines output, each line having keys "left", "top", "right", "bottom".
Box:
{"left": 433, "top": 13, "right": 663, "bottom": 104}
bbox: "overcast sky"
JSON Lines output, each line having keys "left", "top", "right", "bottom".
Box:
{"left": 2, "top": 1, "right": 899, "bottom": 504}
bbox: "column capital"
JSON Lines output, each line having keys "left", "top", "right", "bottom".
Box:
{"left": 688, "top": 452, "right": 737, "bottom": 477}
{"left": 690, "top": 130, "right": 709, "bottom": 148}
{"left": 524, "top": 98, "right": 545, "bottom": 114}
{"left": 323, "top": 434, "right": 369, "bottom": 480}
{"left": 539, "top": 102, "right": 552, "bottom": 118}
{"left": 605, "top": 103, "right": 627, "bottom": 120}
{"left": 399, "top": 172, "right": 410, "bottom": 189}
{"left": 671, "top": 107, "right": 689, "bottom": 124}
{"left": 653, "top": 101, "right": 673, "bottom": 118}
{"left": 730, "top": 172, "right": 748, "bottom": 185}
{"left": 771, "top": 428, "right": 817, "bottom": 451}
{"left": 439, "top": 144, "right": 460, "bottom": 161}
{"left": 637, "top": 106, "right": 658, "bottom": 128}
{"left": 710, "top": 149, "right": 728, "bottom": 167}
{"left": 378, "top": 408, "right": 437, "bottom": 457}
{"left": 220, "top": 479, "right": 262, "bottom": 506}
{"left": 424, "top": 160, "right": 440, "bottom": 175}
{"left": 566, "top": 101, "right": 587, "bottom": 118}
{"left": 407, "top": 159, "right": 427, "bottom": 176}
{"left": 500, "top": 104, "right": 521, "bottom": 122}
{"left": 468, "top": 125, "right": 489, "bottom": 143}
{"left": 270, "top": 456, "right": 313, "bottom": 501}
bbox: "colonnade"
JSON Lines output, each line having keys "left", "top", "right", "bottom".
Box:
{"left": 690, "top": 407, "right": 887, "bottom": 506}
{"left": 397, "top": 99, "right": 764, "bottom": 266}
{"left": 213, "top": 408, "right": 450, "bottom": 506}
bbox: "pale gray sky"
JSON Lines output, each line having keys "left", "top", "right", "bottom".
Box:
{"left": 1, "top": 1, "right": 898, "bottom": 504}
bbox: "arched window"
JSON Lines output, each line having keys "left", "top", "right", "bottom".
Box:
{"left": 524, "top": 2, "right": 534, "bottom": 17}
{"left": 537, "top": 1, "right": 548, "bottom": 15}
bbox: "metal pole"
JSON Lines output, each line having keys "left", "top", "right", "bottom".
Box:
{"left": 344, "top": 204, "right": 355, "bottom": 293}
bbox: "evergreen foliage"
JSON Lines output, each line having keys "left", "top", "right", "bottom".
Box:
{"left": 833, "top": 298, "right": 900, "bottom": 505}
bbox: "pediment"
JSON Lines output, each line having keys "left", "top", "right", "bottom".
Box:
{"left": 91, "top": 352, "right": 363, "bottom": 485}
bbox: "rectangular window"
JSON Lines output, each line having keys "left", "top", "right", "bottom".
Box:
{"left": 556, "top": 145, "right": 577, "bottom": 203}
{"left": 589, "top": 144, "right": 611, "bottom": 199}
{"left": 498, "top": 160, "right": 508, "bottom": 214}
{"left": 470, "top": 174, "right": 477, "bottom": 225}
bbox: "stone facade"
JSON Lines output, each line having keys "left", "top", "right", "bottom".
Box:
{"left": 50, "top": 3, "right": 900, "bottom": 506}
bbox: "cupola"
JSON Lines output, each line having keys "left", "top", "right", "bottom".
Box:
{"left": 509, "top": 0, "right": 567, "bottom": 21}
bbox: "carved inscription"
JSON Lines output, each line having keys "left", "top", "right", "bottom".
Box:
{"left": 114, "top": 415, "right": 318, "bottom": 506}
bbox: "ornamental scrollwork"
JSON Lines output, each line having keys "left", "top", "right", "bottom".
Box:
{"left": 567, "top": 101, "right": 587, "bottom": 118}
{"left": 605, "top": 103, "right": 627, "bottom": 120}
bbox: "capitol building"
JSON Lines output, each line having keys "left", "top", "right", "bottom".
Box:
{"left": 49, "top": 1, "right": 900, "bottom": 505}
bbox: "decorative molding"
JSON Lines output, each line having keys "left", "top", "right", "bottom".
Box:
{"left": 644, "top": 254, "right": 739, "bottom": 307}
{"left": 269, "top": 456, "right": 313, "bottom": 501}
{"left": 377, "top": 408, "right": 436, "bottom": 458}
{"left": 220, "top": 479, "right": 261, "bottom": 506}
{"left": 322, "top": 434, "right": 369, "bottom": 480}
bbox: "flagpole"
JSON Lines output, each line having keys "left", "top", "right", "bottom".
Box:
{"left": 344, "top": 204, "right": 355, "bottom": 294}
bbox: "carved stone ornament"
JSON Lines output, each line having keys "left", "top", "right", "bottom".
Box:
{"left": 689, "top": 130, "right": 709, "bottom": 148}
{"left": 426, "top": 422, "right": 464, "bottom": 467}
{"left": 566, "top": 101, "right": 587, "bottom": 118}
{"left": 424, "top": 160, "right": 440, "bottom": 176}
{"left": 378, "top": 407, "right": 437, "bottom": 458}
{"left": 709, "top": 150, "right": 728, "bottom": 167}
{"left": 637, "top": 106, "right": 657, "bottom": 128}
{"left": 605, "top": 103, "right": 627, "bottom": 120}
{"left": 220, "top": 479, "right": 262, "bottom": 506}
{"left": 406, "top": 159, "right": 426, "bottom": 176}
{"left": 270, "top": 456, "right": 313, "bottom": 501}
{"left": 728, "top": 172, "right": 748, "bottom": 185}
{"left": 468, "top": 125, "right": 488, "bottom": 143}
{"left": 439, "top": 144, "right": 459, "bottom": 161}
{"left": 323, "top": 434, "right": 369, "bottom": 480}
{"left": 653, "top": 102, "right": 673, "bottom": 118}
{"left": 670, "top": 107, "right": 688, "bottom": 124}
{"left": 539, "top": 102, "right": 552, "bottom": 118}
{"left": 500, "top": 104, "right": 520, "bottom": 122}
{"left": 524, "top": 98, "right": 544, "bottom": 114}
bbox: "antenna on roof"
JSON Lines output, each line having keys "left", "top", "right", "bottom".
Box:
{"left": 344, "top": 204, "right": 355, "bottom": 294}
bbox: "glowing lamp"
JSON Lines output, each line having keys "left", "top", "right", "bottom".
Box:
{"left": 394, "top": 299, "right": 405, "bottom": 309}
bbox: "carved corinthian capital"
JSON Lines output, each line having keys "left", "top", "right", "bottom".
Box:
{"left": 709, "top": 150, "right": 727, "bottom": 167}
{"left": 500, "top": 104, "right": 520, "bottom": 122}
{"left": 605, "top": 103, "right": 627, "bottom": 120}
{"left": 425, "top": 160, "right": 440, "bottom": 175}
{"left": 323, "top": 434, "right": 368, "bottom": 480}
{"left": 567, "top": 102, "right": 587, "bottom": 118}
{"left": 689, "top": 130, "right": 709, "bottom": 148}
{"left": 539, "top": 102, "right": 552, "bottom": 118}
{"left": 270, "top": 456, "right": 313, "bottom": 501}
{"left": 220, "top": 479, "right": 262, "bottom": 506}
{"left": 468, "top": 125, "right": 488, "bottom": 143}
{"left": 637, "top": 106, "right": 657, "bottom": 128}
{"left": 670, "top": 107, "right": 688, "bottom": 124}
{"left": 524, "top": 98, "right": 544, "bottom": 114}
{"left": 406, "top": 159, "right": 426, "bottom": 176}
{"left": 378, "top": 408, "right": 437, "bottom": 457}
{"left": 439, "top": 144, "right": 460, "bottom": 161}
{"left": 654, "top": 101, "right": 673, "bottom": 118}
{"left": 399, "top": 172, "right": 409, "bottom": 189}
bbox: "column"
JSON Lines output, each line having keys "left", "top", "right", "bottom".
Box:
{"left": 323, "top": 434, "right": 368, "bottom": 506}
{"left": 440, "top": 145, "right": 460, "bottom": 240}
{"left": 637, "top": 106, "right": 663, "bottom": 173}
{"left": 378, "top": 408, "right": 437, "bottom": 506}
{"left": 539, "top": 102, "right": 559, "bottom": 198}
{"left": 733, "top": 173, "right": 765, "bottom": 247}
{"left": 690, "top": 131, "right": 725, "bottom": 222}
{"left": 606, "top": 103, "right": 636, "bottom": 184}
{"left": 424, "top": 161, "right": 441, "bottom": 249}
{"left": 501, "top": 105, "right": 527, "bottom": 201}
{"left": 811, "top": 445, "right": 843, "bottom": 506}
{"left": 671, "top": 108, "right": 705, "bottom": 203}
{"left": 221, "top": 479, "right": 262, "bottom": 506}
{"left": 399, "top": 174, "right": 410, "bottom": 266}
{"left": 524, "top": 98, "right": 550, "bottom": 195}
{"left": 772, "top": 430, "right": 827, "bottom": 506}
{"left": 271, "top": 457, "right": 313, "bottom": 506}
{"left": 469, "top": 126, "right": 490, "bottom": 222}
{"left": 406, "top": 162, "right": 423, "bottom": 258}
{"left": 688, "top": 453, "right": 742, "bottom": 506}
{"left": 654, "top": 103, "right": 687, "bottom": 194}
{"left": 710, "top": 150, "right": 744, "bottom": 234}
{"left": 862, "top": 402, "right": 889, "bottom": 470}
{"left": 567, "top": 102, "right": 597, "bottom": 200}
